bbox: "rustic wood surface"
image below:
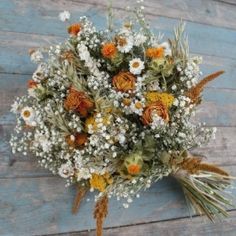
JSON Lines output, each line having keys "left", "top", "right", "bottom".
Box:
{"left": 0, "top": 0, "right": 236, "bottom": 235}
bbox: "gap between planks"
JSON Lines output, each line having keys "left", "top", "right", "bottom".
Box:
{"left": 212, "top": 0, "right": 236, "bottom": 6}
{"left": 1, "top": 0, "right": 236, "bottom": 39}
{"left": 54, "top": 209, "right": 236, "bottom": 236}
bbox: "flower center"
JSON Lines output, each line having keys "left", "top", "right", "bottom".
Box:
{"left": 127, "top": 164, "right": 141, "bottom": 175}
{"left": 23, "top": 110, "right": 31, "bottom": 118}
{"left": 132, "top": 62, "right": 140, "bottom": 68}
{"left": 135, "top": 102, "right": 142, "bottom": 109}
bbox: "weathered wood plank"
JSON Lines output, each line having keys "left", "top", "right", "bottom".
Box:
{"left": 71, "top": 210, "right": 236, "bottom": 236}
{"left": 193, "top": 88, "right": 236, "bottom": 126}
{"left": 1, "top": 0, "right": 236, "bottom": 34}
{"left": 75, "top": 0, "right": 236, "bottom": 30}
{"left": 0, "top": 32, "right": 61, "bottom": 74}
{"left": 0, "top": 168, "right": 235, "bottom": 236}
{"left": 0, "top": 1, "right": 236, "bottom": 60}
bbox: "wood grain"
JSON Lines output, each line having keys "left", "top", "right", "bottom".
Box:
{"left": 70, "top": 210, "right": 236, "bottom": 236}
{"left": 0, "top": 169, "right": 235, "bottom": 236}
{"left": 1, "top": 0, "right": 236, "bottom": 31}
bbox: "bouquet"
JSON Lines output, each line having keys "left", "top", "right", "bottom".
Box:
{"left": 10, "top": 2, "right": 234, "bottom": 235}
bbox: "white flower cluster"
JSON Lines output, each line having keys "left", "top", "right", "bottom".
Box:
{"left": 177, "top": 56, "right": 202, "bottom": 89}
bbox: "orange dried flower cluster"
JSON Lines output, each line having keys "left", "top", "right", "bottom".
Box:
{"left": 68, "top": 23, "right": 81, "bottom": 36}
{"left": 146, "top": 47, "right": 164, "bottom": 59}
{"left": 141, "top": 101, "right": 169, "bottom": 125}
{"left": 112, "top": 71, "right": 136, "bottom": 92}
{"left": 64, "top": 87, "right": 94, "bottom": 117}
{"left": 101, "top": 42, "right": 117, "bottom": 58}
{"left": 28, "top": 79, "right": 38, "bottom": 88}
{"left": 65, "top": 133, "right": 88, "bottom": 148}
{"left": 127, "top": 164, "right": 141, "bottom": 175}
{"left": 180, "top": 157, "right": 229, "bottom": 176}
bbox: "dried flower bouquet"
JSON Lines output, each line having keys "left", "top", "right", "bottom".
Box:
{"left": 10, "top": 1, "right": 234, "bottom": 235}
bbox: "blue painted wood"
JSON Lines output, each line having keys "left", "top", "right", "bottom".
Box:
{"left": 101, "top": 211, "right": 236, "bottom": 236}
{"left": 0, "top": 0, "right": 236, "bottom": 59}
{"left": 0, "top": 175, "right": 235, "bottom": 236}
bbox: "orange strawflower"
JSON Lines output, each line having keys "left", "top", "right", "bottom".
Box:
{"left": 146, "top": 47, "right": 164, "bottom": 59}
{"left": 65, "top": 132, "right": 88, "bottom": 148}
{"left": 64, "top": 87, "right": 94, "bottom": 117}
{"left": 141, "top": 101, "right": 169, "bottom": 125}
{"left": 112, "top": 72, "right": 136, "bottom": 92}
{"left": 75, "top": 133, "right": 88, "bottom": 146}
{"left": 101, "top": 42, "right": 117, "bottom": 59}
{"left": 28, "top": 80, "right": 38, "bottom": 89}
{"left": 68, "top": 23, "right": 81, "bottom": 36}
{"left": 127, "top": 164, "right": 141, "bottom": 175}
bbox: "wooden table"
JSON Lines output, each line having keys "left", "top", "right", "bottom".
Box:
{"left": 0, "top": 0, "right": 236, "bottom": 235}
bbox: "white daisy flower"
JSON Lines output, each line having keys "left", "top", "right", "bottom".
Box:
{"left": 129, "top": 58, "right": 144, "bottom": 75}
{"left": 58, "top": 11, "right": 70, "bottom": 22}
{"left": 117, "top": 35, "right": 133, "bottom": 53}
{"left": 159, "top": 42, "right": 172, "bottom": 56}
{"left": 21, "top": 107, "right": 35, "bottom": 122}
{"left": 130, "top": 100, "right": 144, "bottom": 115}
{"left": 58, "top": 163, "right": 74, "bottom": 178}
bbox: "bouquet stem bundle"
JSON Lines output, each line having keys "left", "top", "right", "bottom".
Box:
{"left": 173, "top": 157, "right": 235, "bottom": 221}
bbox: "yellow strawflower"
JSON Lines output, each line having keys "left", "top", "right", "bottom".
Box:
{"left": 145, "top": 92, "right": 174, "bottom": 108}
{"left": 89, "top": 173, "right": 113, "bottom": 192}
